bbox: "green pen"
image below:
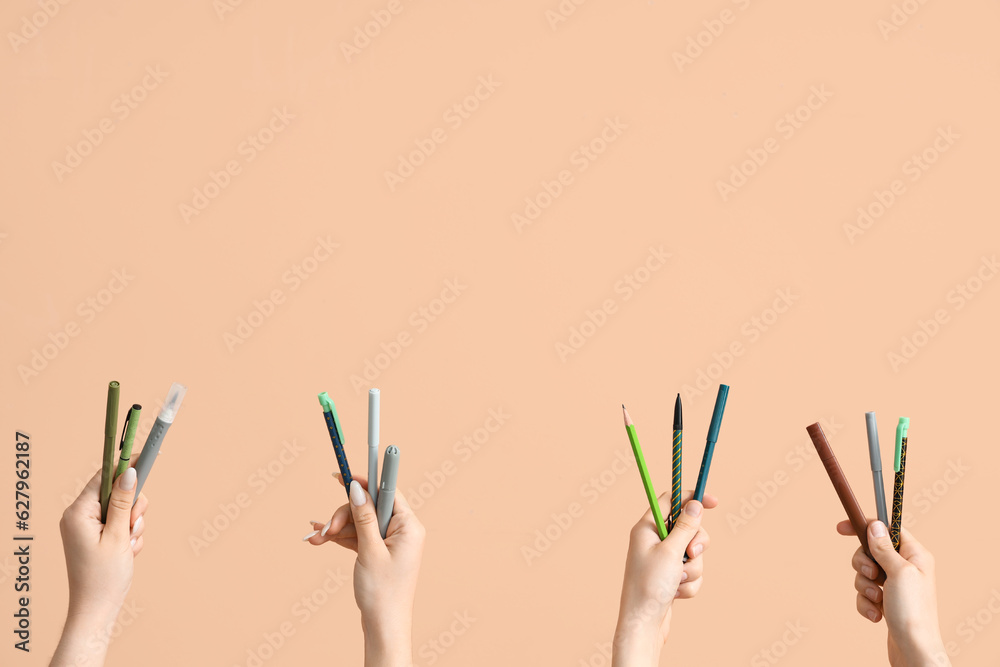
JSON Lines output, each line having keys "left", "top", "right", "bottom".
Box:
{"left": 115, "top": 404, "right": 142, "bottom": 480}
{"left": 100, "top": 381, "right": 120, "bottom": 523}
{"left": 623, "top": 405, "right": 668, "bottom": 540}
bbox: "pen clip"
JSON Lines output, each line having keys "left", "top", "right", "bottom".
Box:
{"left": 119, "top": 409, "right": 132, "bottom": 451}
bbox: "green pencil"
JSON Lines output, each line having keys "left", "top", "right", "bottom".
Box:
{"left": 100, "top": 381, "right": 120, "bottom": 523}
{"left": 623, "top": 405, "right": 668, "bottom": 540}
{"left": 115, "top": 404, "right": 142, "bottom": 480}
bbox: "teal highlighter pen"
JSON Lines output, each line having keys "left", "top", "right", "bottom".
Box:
{"left": 318, "top": 392, "right": 352, "bottom": 497}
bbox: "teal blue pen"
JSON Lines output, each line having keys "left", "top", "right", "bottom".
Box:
{"left": 318, "top": 392, "right": 352, "bottom": 497}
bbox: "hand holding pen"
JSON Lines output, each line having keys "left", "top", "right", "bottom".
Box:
{"left": 837, "top": 521, "right": 950, "bottom": 667}
{"left": 50, "top": 467, "right": 147, "bottom": 667}
{"left": 613, "top": 490, "right": 718, "bottom": 667}
{"left": 304, "top": 474, "right": 425, "bottom": 666}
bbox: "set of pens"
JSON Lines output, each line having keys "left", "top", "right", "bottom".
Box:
{"left": 807, "top": 412, "right": 912, "bottom": 558}
{"left": 891, "top": 418, "right": 910, "bottom": 551}
{"left": 99, "top": 380, "right": 186, "bottom": 521}
{"left": 317, "top": 388, "right": 399, "bottom": 539}
{"left": 621, "top": 384, "right": 729, "bottom": 541}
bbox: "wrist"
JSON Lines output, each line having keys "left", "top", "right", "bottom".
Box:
{"left": 362, "top": 611, "right": 413, "bottom": 667}
{"left": 898, "top": 635, "right": 951, "bottom": 667}
{"left": 612, "top": 619, "right": 664, "bottom": 667}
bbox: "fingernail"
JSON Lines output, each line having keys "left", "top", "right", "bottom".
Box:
{"left": 119, "top": 467, "right": 136, "bottom": 491}
{"left": 131, "top": 516, "right": 143, "bottom": 537}
{"left": 321, "top": 520, "right": 332, "bottom": 536}
{"left": 867, "top": 610, "right": 878, "bottom": 622}
{"left": 680, "top": 572, "right": 689, "bottom": 582}
{"left": 685, "top": 501, "right": 702, "bottom": 517}
{"left": 302, "top": 530, "right": 319, "bottom": 541}
{"left": 866, "top": 587, "right": 879, "bottom": 602}
{"left": 309, "top": 520, "right": 323, "bottom": 525}
{"left": 863, "top": 565, "right": 875, "bottom": 579}
{"left": 871, "top": 521, "right": 887, "bottom": 538}
{"left": 130, "top": 538, "right": 136, "bottom": 547}
{"left": 691, "top": 543, "right": 704, "bottom": 557}
{"left": 349, "top": 480, "right": 365, "bottom": 506}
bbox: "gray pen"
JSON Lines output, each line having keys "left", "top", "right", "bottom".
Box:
{"left": 865, "top": 411, "right": 889, "bottom": 526}
{"left": 133, "top": 383, "right": 187, "bottom": 501}
{"left": 368, "top": 388, "right": 380, "bottom": 506}
{"left": 376, "top": 446, "right": 399, "bottom": 539}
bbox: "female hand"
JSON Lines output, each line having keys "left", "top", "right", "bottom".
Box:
{"left": 305, "top": 475, "right": 424, "bottom": 667}
{"left": 838, "top": 520, "right": 950, "bottom": 667}
{"left": 50, "top": 467, "right": 147, "bottom": 667}
{"left": 613, "top": 491, "right": 718, "bottom": 667}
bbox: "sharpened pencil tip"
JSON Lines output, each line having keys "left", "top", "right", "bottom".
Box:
{"left": 622, "top": 404, "right": 633, "bottom": 427}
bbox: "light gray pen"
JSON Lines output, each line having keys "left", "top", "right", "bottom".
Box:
{"left": 376, "top": 446, "right": 399, "bottom": 539}
{"left": 865, "top": 411, "right": 889, "bottom": 526}
{"left": 133, "top": 383, "right": 187, "bottom": 502}
{"left": 368, "top": 388, "right": 380, "bottom": 506}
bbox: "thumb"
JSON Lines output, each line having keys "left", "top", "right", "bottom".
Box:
{"left": 348, "top": 480, "right": 386, "bottom": 559}
{"left": 867, "top": 521, "right": 906, "bottom": 576}
{"left": 103, "top": 468, "right": 137, "bottom": 544}
{"left": 661, "top": 500, "right": 703, "bottom": 558}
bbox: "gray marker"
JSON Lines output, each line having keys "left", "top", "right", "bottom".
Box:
{"left": 368, "top": 388, "right": 380, "bottom": 506}
{"left": 376, "top": 446, "right": 399, "bottom": 539}
{"left": 865, "top": 411, "right": 889, "bottom": 526}
{"left": 133, "top": 383, "right": 187, "bottom": 501}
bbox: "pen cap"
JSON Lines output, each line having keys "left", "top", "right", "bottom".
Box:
{"left": 865, "top": 412, "right": 881, "bottom": 470}
{"left": 318, "top": 391, "right": 344, "bottom": 439}
{"left": 894, "top": 417, "right": 910, "bottom": 471}
{"left": 105, "top": 381, "right": 121, "bottom": 435}
{"left": 159, "top": 383, "right": 187, "bottom": 424}
{"left": 368, "top": 389, "right": 380, "bottom": 446}
{"left": 379, "top": 446, "right": 399, "bottom": 491}
{"left": 706, "top": 384, "right": 729, "bottom": 442}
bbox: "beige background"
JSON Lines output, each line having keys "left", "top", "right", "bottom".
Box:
{"left": 3, "top": 1, "right": 999, "bottom": 665}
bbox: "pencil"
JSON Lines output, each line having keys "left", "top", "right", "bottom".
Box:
{"left": 670, "top": 393, "right": 682, "bottom": 531}
{"left": 318, "top": 392, "right": 352, "bottom": 497}
{"left": 891, "top": 417, "right": 910, "bottom": 551}
{"left": 100, "top": 381, "right": 120, "bottom": 523}
{"left": 623, "top": 405, "right": 668, "bottom": 540}
{"left": 693, "top": 384, "right": 729, "bottom": 503}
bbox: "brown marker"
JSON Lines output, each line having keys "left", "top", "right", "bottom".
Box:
{"left": 807, "top": 422, "right": 873, "bottom": 560}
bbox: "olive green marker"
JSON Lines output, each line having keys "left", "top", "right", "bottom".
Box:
{"left": 100, "top": 381, "right": 120, "bottom": 523}
{"left": 115, "top": 404, "right": 142, "bottom": 480}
